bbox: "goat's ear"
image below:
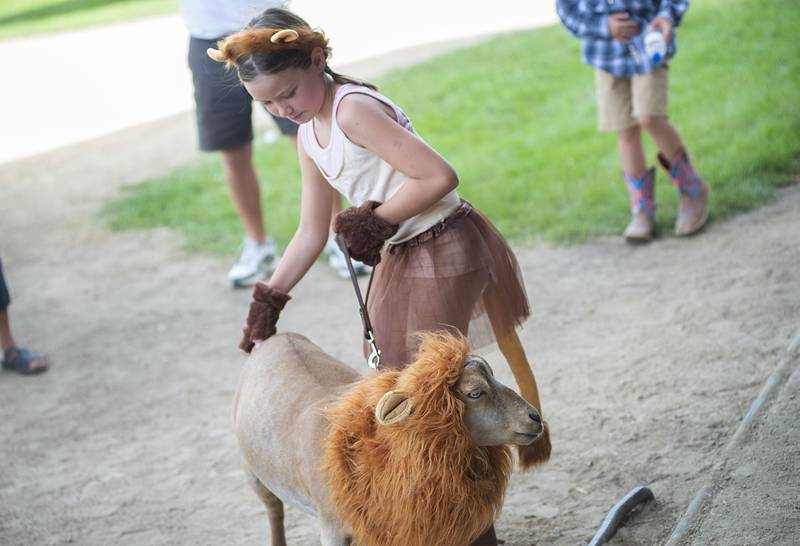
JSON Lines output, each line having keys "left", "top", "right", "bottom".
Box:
{"left": 375, "top": 390, "right": 413, "bottom": 425}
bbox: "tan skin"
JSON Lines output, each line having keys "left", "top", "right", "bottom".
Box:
{"left": 243, "top": 48, "right": 458, "bottom": 346}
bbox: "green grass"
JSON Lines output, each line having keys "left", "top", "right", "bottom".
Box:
{"left": 103, "top": 0, "right": 800, "bottom": 255}
{"left": 0, "top": 0, "right": 177, "bottom": 41}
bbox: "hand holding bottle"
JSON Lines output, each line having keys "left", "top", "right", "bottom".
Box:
{"left": 648, "top": 16, "right": 673, "bottom": 45}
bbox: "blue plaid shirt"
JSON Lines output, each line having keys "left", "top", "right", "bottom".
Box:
{"left": 556, "top": 0, "right": 689, "bottom": 77}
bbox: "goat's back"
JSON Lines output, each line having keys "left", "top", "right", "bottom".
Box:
{"left": 234, "top": 332, "right": 361, "bottom": 517}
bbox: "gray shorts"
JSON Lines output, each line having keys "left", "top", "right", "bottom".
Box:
{"left": 188, "top": 36, "right": 298, "bottom": 151}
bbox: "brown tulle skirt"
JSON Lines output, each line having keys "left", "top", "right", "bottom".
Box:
{"left": 365, "top": 200, "right": 530, "bottom": 369}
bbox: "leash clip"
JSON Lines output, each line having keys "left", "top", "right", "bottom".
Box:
{"left": 366, "top": 329, "right": 381, "bottom": 369}
{"left": 336, "top": 233, "right": 382, "bottom": 371}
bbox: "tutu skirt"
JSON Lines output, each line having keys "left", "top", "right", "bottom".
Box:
{"left": 366, "top": 200, "right": 530, "bottom": 369}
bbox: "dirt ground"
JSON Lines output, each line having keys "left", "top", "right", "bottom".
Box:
{"left": 1, "top": 113, "right": 798, "bottom": 546}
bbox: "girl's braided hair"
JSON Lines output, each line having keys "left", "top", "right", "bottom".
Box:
{"left": 207, "top": 8, "right": 376, "bottom": 90}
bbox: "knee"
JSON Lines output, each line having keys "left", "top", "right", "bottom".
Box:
{"left": 220, "top": 143, "right": 253, "bottom": 172}
{"left": 637, "top": 115, "right": 664, "bottom": 132}
{"left": 617, "top": 124, "right": 641, "bottom": 143}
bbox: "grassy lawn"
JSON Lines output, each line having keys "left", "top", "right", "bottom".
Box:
{"left": 102, "top": 0, "right": 799, "bottom": 256}
{"left": 0, "top": 0, "right": 177, "bottom": 41}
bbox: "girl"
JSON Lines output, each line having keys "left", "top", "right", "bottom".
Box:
{"left": 210, "top": 9, "right": 549, "bottom": 544}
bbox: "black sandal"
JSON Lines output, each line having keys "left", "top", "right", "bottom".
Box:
{"left": 2, "top": 347, "right": 49, "bottom": 375}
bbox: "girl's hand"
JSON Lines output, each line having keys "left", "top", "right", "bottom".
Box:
{"left": 238, "top": 283, "right": 291, "bottom": 354}
{"left": 608, "top": 12, "right": 641, "bottom": 43}
{"left": 648, "top": 16, "right": 673, "bottom": 45}
{"left": 333, "top": 201, "right": 399, "bottom": 266}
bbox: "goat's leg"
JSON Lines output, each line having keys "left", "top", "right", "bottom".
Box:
{"left": 494, "top": 328, "right": 551, "bottom": 469}
{"left": 245, "top": 470, "right": 286, "bottom": 546}
{"left": 319, "top": 520, "right": 350, "bottom": 546}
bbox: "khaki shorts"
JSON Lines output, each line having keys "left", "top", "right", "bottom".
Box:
{"left": 595, "top": 66, "right": 669, "bottom": 132}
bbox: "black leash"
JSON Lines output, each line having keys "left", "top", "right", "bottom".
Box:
{"left": 335, "top": 234, "right": 381, "bottom": 369}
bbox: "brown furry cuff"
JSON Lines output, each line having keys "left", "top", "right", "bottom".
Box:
{"left": 238, "top": 283, "right": 291, "bottom": 354}
{"left": 333, "top": 201, "right": 399, "bottom": 266}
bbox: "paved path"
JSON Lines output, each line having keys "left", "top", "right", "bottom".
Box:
{"left": 0, "top": 0, "right": 557, "bottom": 164}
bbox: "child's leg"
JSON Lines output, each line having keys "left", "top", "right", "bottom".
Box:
{"left": 0, "top": 264, "right": 14, "bottom": 350}
{"left": 638, "top": 115, "right": 683, "bottom": 162}
{"left": 221, "top": 142, "right": 266, "bottom": 244}
{"left": 596, "top": 69, "right": 655, "bottom": 241}
{"left": 617, "top": 125, "right": 656, "bottom": 242}
{"left": 0, "top": 309, "right": 15, "bottom": 350}
{"left": 617, "top": 124, "right": 647, "bottom": 179}
{"left": 634, "top": 69, "right": 709, "bottom": 236}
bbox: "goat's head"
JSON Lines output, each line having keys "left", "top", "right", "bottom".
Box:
{"left": 455, "top": 355, "right": 543, "bottom": 446}
{"left": 375, "top": 353, "right": 543, "bottom": 447}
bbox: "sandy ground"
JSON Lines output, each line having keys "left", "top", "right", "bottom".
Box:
{"left": 1, "top": 103, "right": 799, "bottom": 546}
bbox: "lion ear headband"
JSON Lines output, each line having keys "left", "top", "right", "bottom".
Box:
{"left": 206, "top": 28, "right": 300, "bottom": 64}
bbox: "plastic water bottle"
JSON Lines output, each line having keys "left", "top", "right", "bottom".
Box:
{"left": 644, "top": 29, "right": 667, "bottom": 64}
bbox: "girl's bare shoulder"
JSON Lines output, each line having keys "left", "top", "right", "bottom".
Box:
{"left": 336, "top": 92, "right": 397, "bottom": 136}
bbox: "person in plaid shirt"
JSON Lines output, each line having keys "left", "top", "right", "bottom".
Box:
{"left": 557, "top": 0, "right": 709, "bottom": 241}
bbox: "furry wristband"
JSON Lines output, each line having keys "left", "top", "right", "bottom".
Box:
{"left": 333, "top": 201, "right": 399, "bottom": 266}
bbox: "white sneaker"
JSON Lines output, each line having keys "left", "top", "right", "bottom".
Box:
{"left": 228, "top": 237, "right": 280, "bottom": 288}
{"left": 325, "top": 234, "right": 372, "bottom": 279}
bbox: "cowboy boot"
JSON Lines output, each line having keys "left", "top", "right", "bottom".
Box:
{"left": 658, "top": 149, "right": 709, "bottom": 236}
{"left": 623, "top": 168, "right": 656, "bottom": 243}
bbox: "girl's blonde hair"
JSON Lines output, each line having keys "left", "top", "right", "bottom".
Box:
{"left": 207, "top": 8, "right": 376, "bottom": 90}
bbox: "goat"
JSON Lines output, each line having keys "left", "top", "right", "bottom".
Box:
{"left": 233, "top": 332, "right": 544, "bottom": 546}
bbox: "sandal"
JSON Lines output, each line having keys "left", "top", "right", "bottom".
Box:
{"left": 2, "top": 347, "right": 49, "bottom": 375}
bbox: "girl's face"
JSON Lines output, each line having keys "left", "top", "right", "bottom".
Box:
{"left": 243, "top": 48, "right": 328, "bottom": 125}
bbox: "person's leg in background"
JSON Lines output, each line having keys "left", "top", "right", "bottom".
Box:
{"left": 189, "top": 35, "right": 279, "bottom": 287}
{"left": 596, "top": 69, "right": 656, "bottom": 242}
{"left": 633, "top": 67, "right": 708, "bottom": 236}
{"left": 0, "top": 259, "right": 48, "bottom": 375}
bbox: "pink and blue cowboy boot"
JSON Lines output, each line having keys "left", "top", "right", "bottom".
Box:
{"left": 623, "top": 167, "right": 656, "bottom": 242}
{"left": 658, "top": 149, "right": 709, "bottom": 236}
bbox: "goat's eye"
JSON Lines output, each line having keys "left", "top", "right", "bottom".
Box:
{"left": 467, "top": 390, "right": 483, "bottom": 399}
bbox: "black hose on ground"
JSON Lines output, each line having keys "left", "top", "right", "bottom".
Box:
{"left": 588, "top": 485, "right": 655, "bottom": 546}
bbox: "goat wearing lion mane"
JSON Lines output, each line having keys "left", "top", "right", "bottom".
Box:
{"left": 234, "top": 332, "right": 544, "bottom": 546}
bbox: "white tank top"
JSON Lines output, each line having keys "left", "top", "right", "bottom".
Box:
{"left": 298, "top": 84, "right": 461, "bottom": 244}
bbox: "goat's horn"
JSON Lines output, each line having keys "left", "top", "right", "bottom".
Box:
{"left": 206, "top": 48, "right": 226, "bottom": 62}
{"left": 270, "top": 29, "right": 299, "bottom": 43}
{"left": 375, "top": 390, "right": 413, "bottom": 425}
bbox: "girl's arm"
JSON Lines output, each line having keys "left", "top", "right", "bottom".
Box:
{"left": 335, "top": 93, "right": 459, "bottom": 225}
{"left": 265, "top": 140, "right": 333, "bottom": 294}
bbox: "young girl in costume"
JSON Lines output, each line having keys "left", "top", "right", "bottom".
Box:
{"left": 209, "top": 11, "right": 549, "bottom": 543}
